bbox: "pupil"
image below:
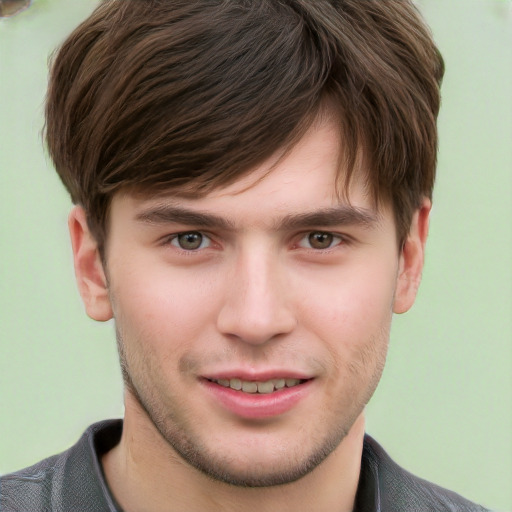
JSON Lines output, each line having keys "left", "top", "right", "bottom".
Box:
{"left": 309, "top": 232, "right": 332, "bottom": 249}
{"left": 178, "top": 232, "right": 202, "bottom": 250}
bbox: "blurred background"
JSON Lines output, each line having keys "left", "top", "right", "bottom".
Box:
{"left": 0, "top": 1, "right": 511, "bottom": 509}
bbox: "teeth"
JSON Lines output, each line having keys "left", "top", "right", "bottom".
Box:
{"left": 241, "top": 381, "right": 258, "bottom": 393}
{"left": 230, "top": 378, "right": 242, "bottom": 391}
{"left": 257, "top": 381, "right": 274, "bottom": 394}
{"left": 273, "top": 378, "right": 285, "bottom": 390}
{"left": 211, "top": 377, "right": 304, "bottom": 394}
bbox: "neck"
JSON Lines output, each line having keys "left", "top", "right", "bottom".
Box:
{"left": 102, "top": 394, "right": 365, "bottom": 512}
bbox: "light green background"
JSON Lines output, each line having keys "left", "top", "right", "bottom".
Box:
{"left": 1, "top": 1, "right": 511, "bottom": 510}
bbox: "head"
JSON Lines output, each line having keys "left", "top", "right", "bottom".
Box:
{"left": 46, "top": 0, "right": 443, "bottom": 489}
{"left": 46, "top": 0, "right": 443, "bottom": 257}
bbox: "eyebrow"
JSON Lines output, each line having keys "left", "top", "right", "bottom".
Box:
{"left": 134, "top": 204, "right": 380, "bottom": 231}
{"left": 135, "top": 204, "right": 236, "bottom": 230}
{"left": 278, "top": 206, "right": 380, "bottom": 231}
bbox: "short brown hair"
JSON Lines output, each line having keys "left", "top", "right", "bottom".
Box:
{"left": 45, "top": 0, "right": 444, "bottom": 253}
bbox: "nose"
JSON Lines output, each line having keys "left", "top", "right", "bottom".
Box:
{"left": 216, "top": 247, "right": 297, "bottom": 345}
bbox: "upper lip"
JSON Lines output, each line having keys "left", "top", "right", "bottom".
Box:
{"left": 203, "top": 369, "right": 313, "bottom": 382}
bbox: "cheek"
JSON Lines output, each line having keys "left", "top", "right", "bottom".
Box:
{"left": 296, "top": 259, "right": 398, "bottom": 340}
{"left": 109, "top": 261, "right": 219, "bottom": 352}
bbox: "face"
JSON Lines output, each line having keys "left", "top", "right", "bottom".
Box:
{"left": 72, "top": 118, "right": 428, "bottom": 487}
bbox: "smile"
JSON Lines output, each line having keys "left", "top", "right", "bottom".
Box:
{"left": 209, "top": 378, "right": 306, "bottom": 394}
{"left": 203, "top": 376, "right": 313, "bottom": 419}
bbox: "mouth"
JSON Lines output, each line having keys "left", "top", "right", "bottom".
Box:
{"left": 207, "top": 377, "right": 308, "bottom": 394}
{"left": 203, "top": 375, "right": 313, "bottom": 419}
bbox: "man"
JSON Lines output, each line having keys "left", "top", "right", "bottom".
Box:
{"left": 0, "top": 1, "right": 490, "bottom": 511}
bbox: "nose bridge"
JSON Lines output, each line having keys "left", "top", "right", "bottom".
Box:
{"left": 216, "top": 240, "right": 295, "bottom": 344}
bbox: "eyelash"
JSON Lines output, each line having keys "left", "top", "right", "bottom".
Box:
{"left": 165, "top": 231, "right": 213, "bottom": 251}
{"left": 296, "top": 231, "right": 346, "bottom": 250}
{"left": 161, "top": 230, "right": 351, "bottom": 255}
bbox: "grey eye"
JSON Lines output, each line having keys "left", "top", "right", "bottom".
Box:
{"left": 172, "top": 232, "right": 210, "bottom": 251}
{"left": 297, "top": 231, "right": 343, "bottom": 250}
{"left": 0, "top": 0, "right": 32, "bottom": 17}
{"left": 308, "top": 232, "right": 335, "bottom": 249}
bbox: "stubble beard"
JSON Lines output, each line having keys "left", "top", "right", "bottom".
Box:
{"left": 115, "top": 328, "right": 387, "bottom": 488}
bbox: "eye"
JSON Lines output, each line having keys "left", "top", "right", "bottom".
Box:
{"left": 170, "top": 231, "right": 211, "bottom": 251}
{"left": 298, "top": 231, "right": 343, "bottom": 250}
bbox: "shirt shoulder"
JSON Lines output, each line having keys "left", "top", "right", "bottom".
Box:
{"left": 0, "top": 420, "right": 122, "bottom": 512}
{"left": 0, "top": 453, "right": 63, "bottom": 512}
{"left": 359, "top": 434, "right": 492, "bottom": 512}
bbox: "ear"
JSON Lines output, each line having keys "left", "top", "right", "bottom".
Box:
{"left": 68, "top": 206, "right": 113, "bottom": 321}
{"left": 393, "top": 199, "right": 431, "bottom": 314}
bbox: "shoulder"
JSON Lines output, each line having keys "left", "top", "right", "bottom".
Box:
{"left": 360, "top": 435, "right": 491, "bottom": 512}
{"left": 0, "top": 420, "right": 122, "bottom": 512}
{"left": 0, "top": 453, "right": 63, "bottom": 512}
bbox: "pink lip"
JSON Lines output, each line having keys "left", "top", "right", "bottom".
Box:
{"left": 203, "top": 369, "right": 312, "bottom": 382}
{"left": 201, "top": 378, "right": 313, "bottom": 420}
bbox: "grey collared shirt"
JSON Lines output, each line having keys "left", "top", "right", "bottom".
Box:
{"left": 0, "top": 420, "right": 490, "bottom": 512}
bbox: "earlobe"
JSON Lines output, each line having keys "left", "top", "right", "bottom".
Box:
{"left": 393, "top": 199, "right": 431, "bottom": 314}
{"left": 69, "top": 206, "right": 113, "bottom": 322}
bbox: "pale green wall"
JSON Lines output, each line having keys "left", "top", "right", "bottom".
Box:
{"left": 1, "top": 1, "right": 511, "bottom": 510}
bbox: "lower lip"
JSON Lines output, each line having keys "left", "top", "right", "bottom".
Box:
{"left": 201, "top": 379, "right": 313, "bottom": 420}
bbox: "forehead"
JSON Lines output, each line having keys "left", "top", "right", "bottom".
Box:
{"left": 121, "top": 117, "right": 376, "bottom": 220}
{"left": 104, "top": 117, "right": 403, "bottom": 251}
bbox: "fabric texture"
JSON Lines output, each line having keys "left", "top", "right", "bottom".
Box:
{"left": 1, "top": 419, "right": 490, "bottom": 512}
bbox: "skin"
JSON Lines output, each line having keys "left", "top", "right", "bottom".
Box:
{"left": 70, "top": 117, "right": 430, "bottom": 512}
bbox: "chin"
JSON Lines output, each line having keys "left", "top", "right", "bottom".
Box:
{"left": 157, "top": 419, "right": 351, "bottom": 488}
